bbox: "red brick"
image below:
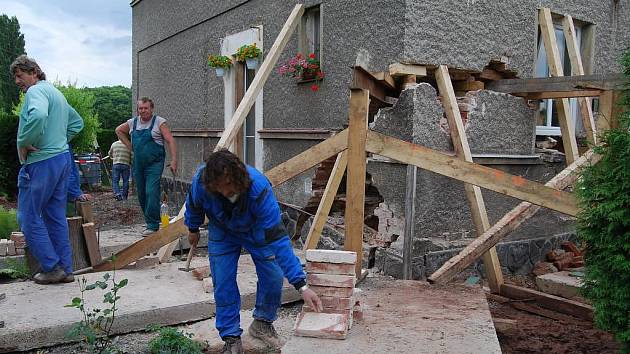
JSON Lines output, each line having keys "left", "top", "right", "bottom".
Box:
{"left": 306, "top": 261, "right": 355, "bottom": 275}
{"left": 561, "top": 241, "right": 582, "bottom": 256}
{"left": 309, "top": 285, "right": 354, "bottom": 298}
{"left": 303, "top": 296, "right": 353, "bottom": 312}
{"left": 307, "top": 273, "right": 355, "bottom": 288}
{"left": 191, "top": 265, "right": 210, "bottom": 281}
{"left": 294, "top": 311, "right": 349, "bottom": 339}
{"left": 10, "top": 232, "right": 25, "bottom": 248}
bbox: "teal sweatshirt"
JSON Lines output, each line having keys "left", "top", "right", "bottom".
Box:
{"left": 17, "top": 80, "right": 84, "bottom": 164}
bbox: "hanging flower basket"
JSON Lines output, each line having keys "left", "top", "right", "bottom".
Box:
{"left": 235, "top": 44, "right": 262, "bottom": 69}
{"left": 215, "top": 67, "right": 226, "bottom": 77}
{"left": 245, "top": 57, "right": 259, "bottom": 70}
{"left": 207, "top": 55, "right": 233, "bottom": 77}
{"left": 278, "top": 53, "right": 324, "bottom": 91}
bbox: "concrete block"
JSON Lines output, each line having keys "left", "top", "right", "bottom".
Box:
{"left": 536, "top": 271, "right": 582, "bottom": 299}
{"left": 307, "top": 273, "right": 355, "bottom": 288}
{"left": 15, "top": 248, "right": 25, "bottom": 255}
{"left": 294, "top": 311, "right": 349, "bottom": 339}
{"left": 0, "top": 239, "right": 7, "bottom": 256}
{"left": 6, "top": 240, "right": 15, "bottom": 256}
{"left": 306, "top": 261, "right": 355, "bottom": 275}
{"left": 134, "top": 256, "right": 159, "bottom": 269}
{"left": 309, "top": 285, "right": 354, "bottom": 298}
{"left": 305, "top": 250, "right": 356, "bottom": 264}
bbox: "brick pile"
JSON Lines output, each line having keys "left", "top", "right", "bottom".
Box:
{"left": 0, "top": 232, "right": 25, "bottom": 257}
{"left": 532, "top": 241, "right": 585, "bottom": 276}
{"left": 294, "top": 249, "right": 357, "bottom": 340}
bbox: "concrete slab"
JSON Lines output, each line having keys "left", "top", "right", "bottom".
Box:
{"left": 282, "top": 277, "right": 502, "bottom": 354}
{"left": 0, "top": 255, "right": 300, "bottom": 352}
{"left": 98, "top": 225, "right": 208, "bottom": 258}
{"left": 536, "top": 271, "right": 583, "bottom": 299}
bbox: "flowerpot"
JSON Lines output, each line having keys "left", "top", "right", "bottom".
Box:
{"left": 245, "top": 57, "right": 259, "bottom": 70}
{"left": 215, "top": 67, "right": 225, "bottom": 77}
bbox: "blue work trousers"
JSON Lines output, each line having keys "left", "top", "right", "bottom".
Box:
{"left": 208, "top": 233, "right": 286, "bottom": 338}
{"left": 112, "top": 163, "right": 130, "bottom": 199}
{"left": 17, "top": 152, "right": 73, "bottom": 273}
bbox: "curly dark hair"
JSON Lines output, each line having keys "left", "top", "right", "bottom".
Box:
{"left": 10, "top": 55, "right": 46, "bottom": 80}
{"left": 202, "top": 149, "right": 251, "bottom": 194}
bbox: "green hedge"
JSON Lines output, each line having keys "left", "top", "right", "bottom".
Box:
{"left": 576, "top": 48, "right": 630, "bottom": 352}
{"left": 0, "top": 206, "right": 18, "bottom": 239}
{"left": 97, "top": 128, "right": 118, "bottom": 155}
{"left": 0, "top": 109, "right": 19, "bottom": 199}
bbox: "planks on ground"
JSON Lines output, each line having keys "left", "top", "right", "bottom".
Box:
{"left": 436, "top": 65, "right": 503, "bottom": 293}
{"left": 366, "top": 130, "right": 579, "bottom": 216}
{"left": 427, "top": 150, "right": 599, "bottom": 285}
{"left": 500, "top": 284, "right": 593, "bottom": 321}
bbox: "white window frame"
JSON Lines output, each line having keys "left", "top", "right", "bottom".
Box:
{"left": 534, "top": 21, "right": 587, "bottom": 136}
{"left": 220, "top": 27, "right": 264, "bottom": 169}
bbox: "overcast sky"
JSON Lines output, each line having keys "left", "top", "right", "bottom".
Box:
{"left": 0, "top": 1, "right": 132, "bottom": 88}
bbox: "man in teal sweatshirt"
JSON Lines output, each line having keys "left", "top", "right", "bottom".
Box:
{"left": 10, "top": 55, "right": 84, "bottom": 284}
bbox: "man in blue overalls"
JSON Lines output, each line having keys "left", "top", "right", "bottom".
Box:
{"left": 115, "top": 97, "right": 177, "bottom": 235}
{"left": 185, "top": 150, "right": 322, "bottom": 354}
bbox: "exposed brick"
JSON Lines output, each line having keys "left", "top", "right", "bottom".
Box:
{"left": 303, "top": 296, "right": 353, "bottom": 312}
{"left": 306, "top": 261, "right": 355, "bottom": 275}
{"left": 6, "top": 240, "right": 15, "bottom": 256}
{"left": 294, "top": 311, "right": 349, "bottom": 339}
{"left": 191, "top": 265, "right": 211, "bottom": 281}
{"left": 561, "top": 241, "right": 582, "bottom": 256}
{"left": 307, "top": 273, "right": 355, "bottom": 288}
{"left": 10, "top": 232, "right": 25, "bottom": 248}
{"left": 309, "top": 285, "right": 354, "bottom": 298}
{"left": 305, "top": 250, "right": 356, "bottom": 264}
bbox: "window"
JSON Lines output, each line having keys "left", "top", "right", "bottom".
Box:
{"left": 534, "top": 19, "right": 593, "bottom": 136}
{"left": 299, "top": 5, "right": 321, "bottom": 62}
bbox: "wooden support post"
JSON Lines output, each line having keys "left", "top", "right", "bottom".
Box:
{"left": 304, "top": 152, "right": 348, "bottom": 250}
{"left": 539, "top": 8, "right": 579, "bottom": 164}
{"left": 366, "top": 130, "right": 579, "bottom": 216}
{"left": 82, "top": 222, "right": 102, "bottom": 266}
{"left": 598, "top": 90, "right": 624, "bottom": 131}
{"left": 401, "top": 75, "right": 416, "bottom": 90}
{"left": 76, "top": 201, "right": 94, "bottom": 224}
{"left": 435, "top": 65, "right": 503, "bottom": 293}
{"left": 427, "top": 149, "right": 600, "bottom": 284}
{"left": 402, "top": 164, "right": 416, "bottom": 280}
{"left": 562, "top": 15, "right": 597, "bottom": 145}
{"left": 345, "top": 89, "right": 369, "bottom": 277}
{"left": 68, "top": 216, "right": 90, "bottom": 271}
{"left": 215, "top": 4, "right": 305, "bottom": 151}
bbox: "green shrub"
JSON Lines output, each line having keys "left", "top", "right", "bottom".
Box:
{"left": 0, "top": 258, "right": 29, "bottom": 279}
{"left": 97, "top": 128, "right": 118, "bottom": 155}
{"left": 576, "top": 48, "right": 630, "bottom": 352}
{"left": 0, "top": 109, "right": 19, "bottom": 199}
{"left": 147, "top": 326, "right": 203, "bottom": 354}
{"left": 0, "top": 207, "right": 18, "bottom": 239}
{"left": 57, "top": 85, "right": 100, "bottom": 154}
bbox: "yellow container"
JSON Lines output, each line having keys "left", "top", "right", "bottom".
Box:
{"left": 161, "top": 214, "right": 169, "bottom": 228}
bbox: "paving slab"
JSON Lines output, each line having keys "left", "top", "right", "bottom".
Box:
{"left": 0, "top": 255, "right": 300, "bottom": 353}
{"left": 98, "top": 225, "right": 208, "bottom": 258}
{"left": 536, "top": 270, "right": 583, "bottom": 299}
{"left": 282, "top": 277, "right": 502, "bottom": 354}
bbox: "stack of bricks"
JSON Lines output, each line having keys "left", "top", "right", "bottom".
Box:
{"left": 0, "top": 232, "right": 25, "bottom": 257}
{"left": 294, "top": 249, "right": 357, "bottom": 340}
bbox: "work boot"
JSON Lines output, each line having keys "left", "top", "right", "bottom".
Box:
{"left": 62, "top": 273, "right": 75, "bottom": 283}
{"left": 142, "top": 228, "right": 158, "bottom": 237}
{"left": 33, "top": 266, "right": 67, "bottom": 284}
{"left": 248, "top": 319, "right": 283, "bottom": 349}
{"left": 220, "top": 336, "right": 243, "bottom": 354}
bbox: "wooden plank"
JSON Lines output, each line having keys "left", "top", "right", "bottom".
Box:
{"left": 501, "top": 284, "right": 593, "bottom": 321}
{"left": 478, "top": 68, "right": 503, "bottom": 81}
{"left": 388, "top": 63, "right": 428, "bottom": 77}
{"left": 82, "top": 222, "right": 102, "bottom": 266}
{"left": 436, "top": 65, "right": 503, "bottom": 293}
{"left": 427, "top": 150, "right": 600, "bottom": 284}
{"left": 352, "top": 66, "right": 392, "bottom": 105}
{"left": 369, "top": 71, "right": 396, "bottom": 90}
{"left": 563, "top": 15, "right": 597, "bottom": 145}
{"left": 513, "top": 89, "right": 601, "bottom": 100}
{"left": 344, "top": 89, "right": 369, "bottom": 277}
{"left": 304, "top": 152, "right": 348, "bottom": 250}
{"left": 510, "top": 301, "right": 584, "bottom": 324}
{"left": 402, "top": 164, "right": 416, "bottom": 280}
{"left": 452, "top": 80, "right": 485, "bottom": 91}
{"left": 598, "top": 90, "right": 624, "bottom": 131}
{"left": 539, "top": 7, "right": 578, "bottom": 164}
{"left": 265, "top": 129, "right": 348, "bottom": 187}
{"left": 366, "top": 130, "right": 579, "bottom": 216}
{"left": 76, "top": 201, "right": 94, "bottom": 224}
{"left": 214, "top": 4, "right": 305, "bottom": 151}
{"left": 485, "top": 73, "right": 626, "bottom": 93}
{"left": 68, "top": 216, "right": 90, "bottom": 271}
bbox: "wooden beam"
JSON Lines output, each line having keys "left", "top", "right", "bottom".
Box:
{"left": 388, "top": 63, "right": 428, "bottom": 77}
{"left": 352, "top": 66, "right": 391, "bottom": 104}
{"left": 402, "top": 164, "right": 416, "bottom": 280}
{"left": 513, "top": 89, "right": 601, "bottom": 100}
{"left": 345, "top": 89, "right": 369, "bottom": 277}
{"left": 436, "top": 65, "right": 503, "bottom": 293}
{"left": 485, "top": 73, "right": 626, "bottom": 93}
{"left": 214, "top": 4, "right": 305, "bottom": 151}
{"left": 76, "top": 201, "right": 94, "bottom": 224}
{"left": 598, "top": 90, "right": 624, "bottom": 131}
{"left": 366, "top": 130, "right": 579, "bottom": 216}
{"left": 303, "top": 151, "right": 348, "bottom": 250}
{"left": 265, "top": 129, "right": 348, "bottom": 186}
{"left": 82, "top": 222, "right": 102, "bottom": 266}
{"left": 369, "top": 70, "right": 396, "bottom": 90}
{"left": 452, "top": 80, "right": 485, "bottom": 91}
{"left": 563, "top": 14, "right": 597, "bottom": 145}
{"left": 539, "top": 7, "right": 578, "bottom": 164}
{"left": 500, "top": 284, "right": 593, "bottom": 321}
{"left": 427, "top": 150, "right": 599, "bottom": 284}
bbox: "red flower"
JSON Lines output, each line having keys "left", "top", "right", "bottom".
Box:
{"left": 310, "top": 84, "right": 319, "bottom": 92}
{"left": 309, "top": 53, "right": 316, "bottom": 59}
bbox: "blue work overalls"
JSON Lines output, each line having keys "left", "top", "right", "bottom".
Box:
{"left": 185, "top": 166, "right": 306, "bottom": 339}
{"left": 131, "top": 116, "right": 164, "bottom": 231}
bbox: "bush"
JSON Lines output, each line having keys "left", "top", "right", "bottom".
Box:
{"left": 0, "top": 207, "right": 18, "bottom": 239}
{"left": 57, "top": 85, "right": 100, "bottom": 154}
{"left": 0, "top": 109, "right": 19, "bottom": 199}
{"left": 97, "top": 128, "right": 118, "bottom": 155}
{"left": 576, "top": 48, "right": 630, "bottom": 352}
{"left": 147, "top": 326, "right": 203, "bottom": 354}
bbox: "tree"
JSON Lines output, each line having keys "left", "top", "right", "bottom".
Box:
{"left": 576, "top": 48, "right": 630, "bottom": 352}
{"left": 57, "top": 85, "right": 100, "bottom": 153}
{"left": 86, "top": 86, "right": 132, "bottom": 130}
{"left": 0, "top": 15, "right": 25, "bottom": 113}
